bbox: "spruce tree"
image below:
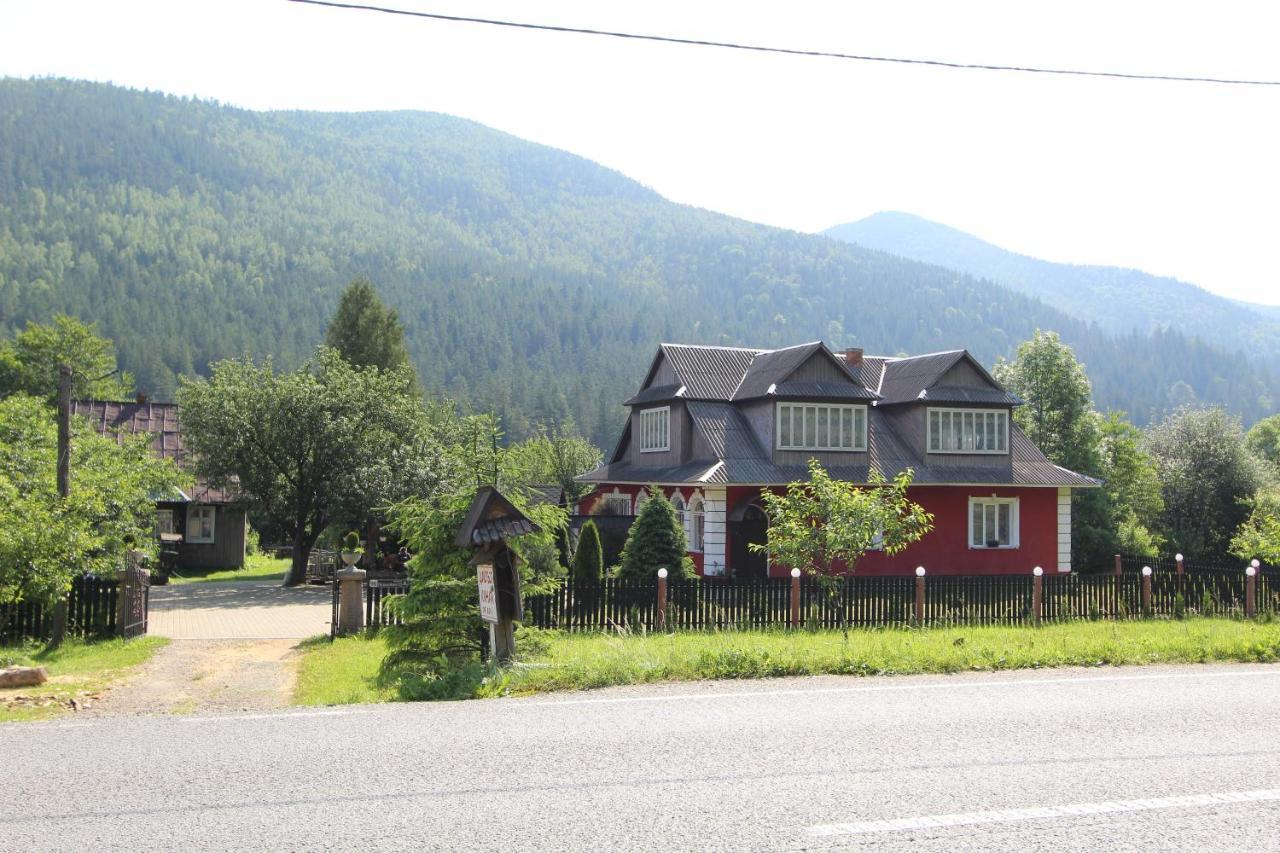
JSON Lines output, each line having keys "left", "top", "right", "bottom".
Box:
{"left": 615, "top": 489, "right": 692, "bottom": 581}
{"left": 325, "top": 278, "right": 417, "bottom": 388}
{"left": 572, "top": 519, "right": 603, "bottom": 583}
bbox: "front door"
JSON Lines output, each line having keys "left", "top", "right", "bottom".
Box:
{"left": 730, "top": 504, "right": 769, "bottom": 579}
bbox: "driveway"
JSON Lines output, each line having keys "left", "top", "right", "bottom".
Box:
{"left": 5, "top": 663, "right": 1280, "bottom": 850}
{"left": 147, "top": 581, "right": 332, "bottom": 640}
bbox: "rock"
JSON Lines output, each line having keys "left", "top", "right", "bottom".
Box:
{"left": 0, "top": 666, "right": 48, "bottom": 688}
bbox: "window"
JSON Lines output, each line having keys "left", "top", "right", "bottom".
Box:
{"left": 156, "top": 509, "right": 175, "bottom": 536}
{"left": 969, "top": 497, "right": 1018, "bottom": 548}
{"left": 929, "top": 408, "right": 1009, "bottom": 454}
{"left": 634, "top": 492, "right": 649, "bottom": 514}
{"left": 671, "top": 493, "right": 686, "bottom": 534}
{"left": 776, "top": 403, "right": 867, "bottom": 451}
{"left": 187, "top": 505, "right": 216, "bottom": 544}
{"left": 639, "top": 406, "right": 670, "bottom": 452}
{"left": 600, "top": 493, "right": 632, "bottom": 516}
{"left": 689, "top": 496, "right": 705, "bottom": 552}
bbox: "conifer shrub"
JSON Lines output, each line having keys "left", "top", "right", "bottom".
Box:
{"left": 615, "top": 488, "right": 695, "bottom": 583}
{"left": 572, "top": 519, "right": 604, "bottom": 583}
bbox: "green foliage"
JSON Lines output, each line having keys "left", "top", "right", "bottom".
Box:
{"left": 177, "top": 347, "right": 437, "bottom": 584}
{"left": 1246, "top": 414, "right": 1280, "bottom": 472}
{"left": 754, "top": 459, "right": 933, "bottom": 581}
{"left": 1230, "top": 491, "right": 1280, "bottom": 565}
{"left": 1145, "top": 408, "right": 1271, "bottom": 561}
{"left": 342, "top": 531, "right": 360, "bottom": 552}
{"left": 572, "top": 519, "right": 604, "bottom": 583}
{"left": 0, "top": 394, "right": 181, "bottom": 605}
{"left": 995, "top": 330, "right": 1100, "bottom": 474}
{"left": 615, "top": 488, "right": 692, "bottom": 582}
{"left": 0, "top": 315, "right": 132, "bottom": 402}
{"left": 324, "top": 278, "right": 416, "bottom": 385}
{"left": 2, "top": 79, "right": 1277, "bottom": 444}
{"left": 500, "top": 425, "right": 603, "bottom": 507}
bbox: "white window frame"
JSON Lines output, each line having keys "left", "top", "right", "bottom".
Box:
{"left": 671, "top": 493, "right": 687, "bottom": 537}
{"left": 968, "top": 496, "right": 1019, "bottom": 549}
{"left": 775, "top": 403, "right": 867, "bottom": 452}
{"left": 928, "top": 408, "right": 1009, "bottom": 454}
{"left": 639, "top": 406, "right": 671, "bottom": 453}
{"left": 187, "top": 505, "right": 216, "bottom": 544}
{"left": 688, "top": 495, "right": 705, "bottom": 553}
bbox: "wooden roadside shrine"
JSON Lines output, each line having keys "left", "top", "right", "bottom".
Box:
{"left": 454, "top": 486, "right": 540, "bottom": 663}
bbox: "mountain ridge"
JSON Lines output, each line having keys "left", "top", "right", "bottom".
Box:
{"left": 823, "top": 211, "right": 1280, "bottom": 364}
{"left": 1, "top": 77, "right": 1276, "bottom": 443}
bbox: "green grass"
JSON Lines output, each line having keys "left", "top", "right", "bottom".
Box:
{"left": 292, "top": 618, "right": 1280, "bottom": 705}
{"left": 168, "top": 554, "right": 290, "bottom": 584}
{"left": 293, "top": 635, "right": 397, "bottom": 706}
{"left": 0, "top": 636, "right": 168, "bottom": 722}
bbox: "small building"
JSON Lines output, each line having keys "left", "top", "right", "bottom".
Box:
{"left": 576, "top": 342, "right": 1098, "bottom": 577}
{"left": 72, "top": 399, "right": 248, "bottom": 569}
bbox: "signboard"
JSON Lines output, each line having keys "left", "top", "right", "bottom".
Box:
{"left": 477, "top": 563, "right": 499, "bottom": 623}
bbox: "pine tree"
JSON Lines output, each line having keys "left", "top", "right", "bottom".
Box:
{"left": 615, "top": 489, "right": 692, "bottom": 581}
{"left": 572, "top": 519, "right": 603, "bottom": 583}
{"left": 324, "top": 278, "right": 417, "bottom": 387}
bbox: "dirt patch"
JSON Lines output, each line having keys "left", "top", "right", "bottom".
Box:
{"left": 85, "top": 639, "right": 301, "bottom": 716}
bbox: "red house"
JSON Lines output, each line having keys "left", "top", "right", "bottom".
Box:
{"left": 576, "top": 342, "right": 1098, "bottom": 577}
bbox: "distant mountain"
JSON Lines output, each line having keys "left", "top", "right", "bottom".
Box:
{"left": 0, "top": 78, "right": 1276, "bottom": 444}
{"left": 824, "top": 211, "right": 1280, "bottom": 364}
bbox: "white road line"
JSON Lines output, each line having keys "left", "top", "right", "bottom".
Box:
{"left": 520, "top": 666, "right": 1280, "bottom": 708}
{"left": 808, "top": 788, "right": 1280, "bottom": 836}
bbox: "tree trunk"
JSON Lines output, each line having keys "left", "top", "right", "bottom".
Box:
{"left": 365, "top": 517, "right": 380, "bottom": 572}
{"left": 285, "top": 531, "right": 317, "bottom": 587}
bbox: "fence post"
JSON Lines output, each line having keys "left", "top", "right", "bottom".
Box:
{"left": 1141, "top": 566, "right": 1153, "bottom": 616}
{"left": 1032, "top": 566, "right": 1043, "bottom": 625}
{"left": 1246, "top": 561, "right": 1259, "bottom": 619}
{"left": 790, "top": 568, "right": 801, "bottom": 628}
{"left": 336, "top": 567, "right": 367, "bottom": 635}
{"left": 656, "top": 568, "right": 668, "bottom": 632}
{"left": 914, "top": 566, "right": 926, "bottom": 625}
{"left": 1114, "top": 554, "right": 1122, "bottom": 578}
{"left": 1175, "top": 553, "right": 1184, "bottom": 577}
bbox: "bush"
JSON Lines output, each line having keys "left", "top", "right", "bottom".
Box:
{"left": 614, "top": 488, "right": 694, "bottom": 582}
{"left": 572, "top": 519, "right": 603, "bottom": 583}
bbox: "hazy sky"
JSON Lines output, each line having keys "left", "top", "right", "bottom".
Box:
{"left": 3, "top": 0, "right": 1279, "bottom": 305}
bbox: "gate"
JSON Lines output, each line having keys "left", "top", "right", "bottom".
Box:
{"left": 117, "top": 564, "right": 150, "bottom": 639}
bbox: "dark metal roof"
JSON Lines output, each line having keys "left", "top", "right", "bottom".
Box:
{"left": 623, "top": 383, "right": 684, "bottom": 406}
{"left": 876, "top": 351, "right": 967, "bottom": 405}
{"left": 919, "top": 386, "right": 1024, "bottom": 406}
{"left": 659, "top": 344, "right": 762, "bottom": 400}
{"left": 71, "top": 399, "right": 238, "bottom": 504}
{"left": 730, "top": 342, "right": 822, "bottom": 400}
{"left": 769, "top": 380, "right": 879, "bottom": 401}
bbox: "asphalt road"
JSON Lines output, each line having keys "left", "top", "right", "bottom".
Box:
{"left": 4, "top": 663, "right": 1280, "bottom": 851}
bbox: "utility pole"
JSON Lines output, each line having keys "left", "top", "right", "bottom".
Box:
{"left": 50, "top": 364, "right": 72, "bottom": 646}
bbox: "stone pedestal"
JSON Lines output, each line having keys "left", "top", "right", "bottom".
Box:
{"left": 336, "top": 568, "right": 367, "bottom": 635}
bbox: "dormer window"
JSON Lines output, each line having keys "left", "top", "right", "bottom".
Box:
{"left": 639, "top": 406, "right": 670, "bottom": 453}
{"left": 928, "top": 408, "right": 1008, "bottom": 454}
{"left": 777, "top": 403, "right": 867, "bottom": 451}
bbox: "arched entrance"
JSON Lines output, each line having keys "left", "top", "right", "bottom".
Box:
{"left": 729, "top": 503, "right": 769, "bottom": 579}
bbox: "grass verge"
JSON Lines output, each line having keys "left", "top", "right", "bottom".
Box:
{"left": 168, "top": 554, "right": 289, "bottom": 584}
{"left": 293, "top": 634, "right": 396, "bottom": 706}
{"left": 293, "top": 618, "right": 1280, "bottom": 705}
{"left": 1, "top": 636, "right": 168, "bottom": 722}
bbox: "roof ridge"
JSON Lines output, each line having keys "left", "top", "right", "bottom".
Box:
{"left": 660, "top": 342, "right": 765, "bottom": 353}
{"left": 881, "top": 348, "right": 967, "bottom": 362}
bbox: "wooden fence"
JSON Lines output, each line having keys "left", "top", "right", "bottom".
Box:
{"left": 523, "top": 564, "right": 1275, "bottom": 632}
{"left": 1, "top": 576, "right": 121, "bottom": 645}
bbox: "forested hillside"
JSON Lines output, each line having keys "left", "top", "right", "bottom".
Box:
{"left": 1, "top": 78, "right": 1276, "bottom": 445}
{"left": 825, "top": 211, "right": 1280, "bottom": 364}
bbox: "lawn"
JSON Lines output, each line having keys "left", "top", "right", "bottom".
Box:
{"left": 168, "top": 554, "right": 290, "bottom": 584}
{"left": 293, "top": 618, "right": 1280, "bottom": 705}
{"left": 0, "top": 636, "right": 168, "bottom": 722}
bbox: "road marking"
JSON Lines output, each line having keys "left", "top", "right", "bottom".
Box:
{"left": 521, "top": 666, "right": 1280, "bottom": 708}
{"left": 809, "top": 788, "right": 1280, "bottom": 836}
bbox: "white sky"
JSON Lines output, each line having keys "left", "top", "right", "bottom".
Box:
{"left": 2, "top": 0, "right": 1279, "bottom": 305}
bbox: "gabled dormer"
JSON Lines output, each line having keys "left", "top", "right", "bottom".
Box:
{"left": 872, "top": 350, "right": 1022, "bottom": 463}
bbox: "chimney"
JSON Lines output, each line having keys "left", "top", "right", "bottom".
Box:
{"left": 843, "top": 347, "right": 864, "bottom": 368}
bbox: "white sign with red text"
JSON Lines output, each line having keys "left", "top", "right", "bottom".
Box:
{"left": 477, "top": 563, "right": 499, "bottom": 623}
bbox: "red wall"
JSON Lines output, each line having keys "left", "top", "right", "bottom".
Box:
{"left": 580, "top": 483, "right": 1060, "bottom": 578}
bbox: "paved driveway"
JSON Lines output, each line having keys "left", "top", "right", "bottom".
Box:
{"left": 147, "top": 581, "right": 332, "bottom": 639}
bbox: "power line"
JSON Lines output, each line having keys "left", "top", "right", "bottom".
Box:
{"left": 287, "top": 0, "right": 1280, "bottom": 87}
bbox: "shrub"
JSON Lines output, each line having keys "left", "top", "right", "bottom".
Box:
{"left": 615, "top": 488, "right": 693, "bottom": 582}
{"left": 572, "top": 519, "right": 603, "bottom": 583}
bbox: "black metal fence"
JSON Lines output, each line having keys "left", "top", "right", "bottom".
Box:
{"left": 1, "top": 576, "right": 121, "bottom": 645}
